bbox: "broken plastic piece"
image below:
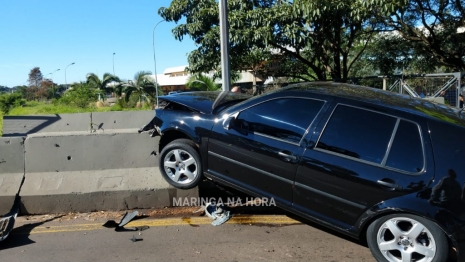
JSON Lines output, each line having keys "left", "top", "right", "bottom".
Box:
{"left": 118, "top": 211, "right": 139, "bottom": 227}
{"left": 130, "top": 235, "right": 143, "bottom": 242}
{"left": 135, "top": 226, "right": 150, "bottom": 231}
{"left": 204, "top": 202, "right": 232, "bottom": 226}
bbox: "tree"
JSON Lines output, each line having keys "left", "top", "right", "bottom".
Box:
{"left": 234, "top": 47, "right": 273, "bottom": 93}
{"left": 122, "top": 71, "right": 159, "bottom": 105}
{"left": 159, "top": 0, "right": 382, "bottom": 82}
{"left": 186, "top": 74, "right": 220, "bottom": 91}
{"left": 364, "top": 0, "right": 465, "bottom": 71}
{"left": 86, "top": 73, "right": 121, "bottom": 100}
{"left": 37, "top": 79, "right": 53, "bottom": 100}
{"left": 28, "top": 67, "right": 43, "bottom": 88}
{"left": 14, "top": 85, "right": 28, "bottom": 99}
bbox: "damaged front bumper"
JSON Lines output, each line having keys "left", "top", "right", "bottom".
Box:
{"left": 0, "top": 213, "right": 17, "bottom": 241}
{"left": 138, "top": 116, "right": 162, "bottom": 137}
{"left": 0, "top": 196, "right": 19, "bottom": 241}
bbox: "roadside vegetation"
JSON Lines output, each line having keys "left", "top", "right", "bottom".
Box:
{"left": 0, "top": 70, "right": 157, "bottom": 136}
{"left": 2, "top": 1, "right": 465, "bottom": 134}
{"left": 161, "top": 0, "right": 464, "bottom": 81}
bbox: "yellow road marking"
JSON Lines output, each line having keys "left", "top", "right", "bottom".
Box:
{"left": 16, "top": 215, "right": 301, "bottom": 235}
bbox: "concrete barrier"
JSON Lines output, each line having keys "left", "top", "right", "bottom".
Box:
{"left": 2, "top": 114, "right": 89, "bottom": 137}
{"left": 91, "top": 111, "right": 155, "bottom": 131}
{"left": 2, "top": 111, "right": 154, "bottom": 137}
{"left": 24, "top": 130, "right": 158, "bottom": 172}
{"left": 1, "top": 111, "right": 198, "bottom": 215}
{"left": 0, "top": 137, "right": 25, "bottom": 214}
{"left": 20, "top": 130, "right": 198, "bottom": 214}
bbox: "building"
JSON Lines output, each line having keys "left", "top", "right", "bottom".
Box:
{"left": 153, "top": 65, "right": 270, "bottom": 93}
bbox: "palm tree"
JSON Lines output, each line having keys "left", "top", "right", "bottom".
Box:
{"left": 186, "top": 74, "right": 220, "bottom": 91}
{"left": 123, "top": 71, "right": 159, "bottom": 104}
{"left": 112, "top": 82, "right": 124, "bottom": 98}
{"left": 86, "top": 73, "right": 120, "bottom": 100}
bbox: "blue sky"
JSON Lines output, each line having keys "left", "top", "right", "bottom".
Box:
{"left": 0, "top": 0, "right": 196, "bottom": 87}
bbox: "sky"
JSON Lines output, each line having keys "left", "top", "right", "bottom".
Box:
{"left": 0, "top": 0, "right": 197, "bottom": 87}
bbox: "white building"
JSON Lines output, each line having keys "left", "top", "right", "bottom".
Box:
{"left": 153, "top": 65, "right": 268, "bottom": 92}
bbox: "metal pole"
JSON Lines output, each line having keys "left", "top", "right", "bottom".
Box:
{"left": 113, "top": 53, "right": 116, "bottom": 75}
{"left": 219, "top": 0, "right": 231, "bottom": 91}
{"left": 153, "top": 20, "right": 164, "bottom": 107}
{"left": 65, "top": 62, "right": 75, "bottom": 86}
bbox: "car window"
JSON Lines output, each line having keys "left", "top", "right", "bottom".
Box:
{"left": 236, "top": 98, "right": 325, "bottom": 144}
{"left": 316, "top": 105, "right": 397, "bottom": 164}
{"left": 316, "top": 104, "right": 425, "bottom": 173}
{"left": 386, "top": 120, "right": 424, "bottom": 172}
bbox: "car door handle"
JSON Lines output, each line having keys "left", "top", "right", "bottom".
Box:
{"left": 278, "top": 151, "right": 297, "bottom": 161}
{"left": 377, "top": 179, "right": 401, "bottom": 190}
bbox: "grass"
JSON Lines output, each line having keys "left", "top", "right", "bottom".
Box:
{"left": 0, "top": 101, "right": 151, "bottom": 136}
{"left": 0, "top": 112, "right": 3, "bottom": 137}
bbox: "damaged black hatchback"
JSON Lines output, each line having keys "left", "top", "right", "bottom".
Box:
{"left": 141, "top": 82, "right": 465, "bottom": 262}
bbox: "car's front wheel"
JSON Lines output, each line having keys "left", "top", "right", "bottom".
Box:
{"left": 367, "top": 214, "right": 448, "bottom": 262}
{"left": 159, "top": 139, "right": 202, "bottom": 189}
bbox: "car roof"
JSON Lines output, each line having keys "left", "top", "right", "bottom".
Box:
{"left": 275, "top": 82, "right": 465, "bottom": 128}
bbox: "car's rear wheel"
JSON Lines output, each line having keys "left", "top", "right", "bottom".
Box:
{"left": 367, "top": 214, "right": 448, "bottom": 262}
{"left": 159, "top": 139, "right": 202, "bottom": 189}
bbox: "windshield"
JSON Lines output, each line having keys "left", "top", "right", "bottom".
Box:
{"left": 213, "top": 98, "right": 250, "bottom": 114}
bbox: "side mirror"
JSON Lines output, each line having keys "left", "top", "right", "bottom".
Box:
{"left": 222, "top": 112, "right": 239, "bottom": 130}
{"left": 223, "top": 115, "right": 236, "bottom": 130}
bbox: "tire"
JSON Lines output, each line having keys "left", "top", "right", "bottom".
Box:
{"left": 367, "top": 213, "right": 448, "bottom": 262}
{"left": 159, "top": 139, "right": 202, "bottom": 189}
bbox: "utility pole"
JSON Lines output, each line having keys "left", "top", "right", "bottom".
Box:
{"left": 219, "top": 0, "right": 231, "bottom": 91}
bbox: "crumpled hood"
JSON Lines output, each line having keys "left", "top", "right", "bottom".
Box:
{"left": 159, "top": 91, "right": 251, "bottom": 114}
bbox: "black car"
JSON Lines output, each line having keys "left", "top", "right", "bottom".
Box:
{"left": 142, "top": 82, "right": 465, "bottom": 262}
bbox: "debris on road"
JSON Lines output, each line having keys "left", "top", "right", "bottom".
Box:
{"left": 204, "top": 202, "right": 232, "bottom": 226}
{"left": 130, "top": 235, "right": 143, "bottom": 242}
{"left": 118, "top": 211, "right": 139, "bottom": 227}
{"left": 102, "top": 210, "right": 150, "bottom": 233}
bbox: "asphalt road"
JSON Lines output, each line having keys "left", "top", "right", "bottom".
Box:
{"left": 0, "top": 211, "right": 376, "bottom": 262}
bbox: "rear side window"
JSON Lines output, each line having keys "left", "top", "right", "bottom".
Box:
{"left": 236, "top": 98, "right": 325, "bottom": 144}
{"left": 316, "top": 104, "right": 424, "bottom": 173}
{"left": 316, "top": 105, "right": 396, "bottom": 164}
{"left": 386, "top": 120, "right": 423, "bottom": 173}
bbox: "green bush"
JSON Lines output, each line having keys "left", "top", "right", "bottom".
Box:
{"left": 0, "top": 93, "right": 24, "bottom": 114}
{"left": 56, "top": 83, "right": 98, "bottom": 108}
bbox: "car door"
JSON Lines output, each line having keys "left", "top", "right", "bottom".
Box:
{"left": 292, "top": 101, "right": 435, "bottom": 228}
{"left": 207, "top": 96, "right": 328, "bottom": 205}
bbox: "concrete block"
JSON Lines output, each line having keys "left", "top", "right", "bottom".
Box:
{"left": 0, "top": 137, "right": 25, "bottom": 214}
{"left": 2, "top": 113, "right": 90, "bottom": 137}
{"left": 19, "top": 168, "right": 198, "bottom": 214}
{"left": 25, "top": 130, "right": 160, "bottom": 172}
{"left": 0, "top": 137, "right": 25, "bottom": 174}
{"left": 91, "top": 111, "right": 155, "bottom": 131}
{"left": 0, "top": 174, "right": 24, "bottom": 214}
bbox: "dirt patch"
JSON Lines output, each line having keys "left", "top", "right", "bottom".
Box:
{"left": 145, "top": 206, "right": 204, "bottom": 218}
{"left": 20, "top": 207, "right": 205, "bottom": 223}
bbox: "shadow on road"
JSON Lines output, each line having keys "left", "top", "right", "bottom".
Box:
{"left": 198, "top": 180, "right": 366, "bottom": 247}
{"left": 0, "top": 215, "right": 63, "bottom": 251}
